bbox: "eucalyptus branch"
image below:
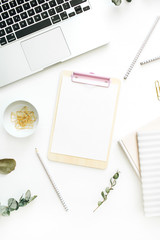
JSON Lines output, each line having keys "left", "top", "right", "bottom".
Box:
{"left": 93, "top": 171, "right": 120, "bottom": 212}
{"left": 0, "top": 190, "right": 37, "bottom": 216}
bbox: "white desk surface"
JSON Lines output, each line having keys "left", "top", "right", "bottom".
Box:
{"left": 1, "top": 1, "right": 160, "bottom": 239}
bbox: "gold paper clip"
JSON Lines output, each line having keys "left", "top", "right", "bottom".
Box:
{"left": 155, "top": 80, "right": 160, "bottom": 101}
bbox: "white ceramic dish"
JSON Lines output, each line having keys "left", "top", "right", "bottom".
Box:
{"left": 3, "top": 100, "right": 39, "bottom": 138}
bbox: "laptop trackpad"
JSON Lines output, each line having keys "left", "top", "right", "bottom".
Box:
{"left": 21, "top": 27, "right": 70, "bottom": 71}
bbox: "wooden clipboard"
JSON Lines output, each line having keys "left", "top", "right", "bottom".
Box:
{"left": 48, "top": 70, "right": 121, "bottom": 169}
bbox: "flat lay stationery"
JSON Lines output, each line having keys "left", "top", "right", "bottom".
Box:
{"left": 2, "top": 2, "right": 160, "bottom": 240}
{"left": 48, "top": 71, "right": 121, "bottom": 169}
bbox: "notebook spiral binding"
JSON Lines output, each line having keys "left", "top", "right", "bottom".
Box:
{"left": 140, "top": 56, "right": 160, "bottom": 65}
{"left": 124, "top": 16, "right": 160, "bottom": 80}
{"left": 51, "top": 179, "right": 69, "bottom": 212}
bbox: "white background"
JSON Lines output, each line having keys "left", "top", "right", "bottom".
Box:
{"left": 0, "top": 0, "right": 160, "bottom": 239}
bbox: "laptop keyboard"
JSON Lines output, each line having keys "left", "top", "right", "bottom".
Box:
{"left": 0, "top": 0, "right": 90, "bottom": 46}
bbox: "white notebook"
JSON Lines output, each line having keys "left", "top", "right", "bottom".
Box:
{"left": 48, "top": 71, "right": 121, "bottom": 169}
{"left": 119, "top": 117, "right": 160, "bottom": 179}
{"left": 137, "top": 131, "right": 160, "bottom": 217}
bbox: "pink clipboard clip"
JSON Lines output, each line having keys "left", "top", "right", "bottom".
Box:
{"left": 71, "top": 72, "right": 110, "bottom": 88}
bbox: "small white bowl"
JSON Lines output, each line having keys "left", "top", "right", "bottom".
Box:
{"left": 3, "top": 100, "right": 39, "bottom": 138}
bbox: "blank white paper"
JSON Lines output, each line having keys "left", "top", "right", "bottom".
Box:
{"left": 51, "top": 76, "right": 118, "bottom": 161}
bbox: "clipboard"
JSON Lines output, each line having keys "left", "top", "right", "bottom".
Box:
{"left": 48, "top": 70, "right": 121, "bottom": 169}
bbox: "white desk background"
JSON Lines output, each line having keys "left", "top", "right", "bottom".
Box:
{"left": 1, "top": 0, "right": 160, "bottom": 239}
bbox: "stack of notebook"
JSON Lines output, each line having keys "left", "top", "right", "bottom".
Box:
{"left": 119, "top": 117, "right": 160, "bottom": 217}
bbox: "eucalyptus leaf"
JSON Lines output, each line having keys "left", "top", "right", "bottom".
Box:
{"left": 25, "top": 190, "right": 31, "bottom": 201}
{"left": 105, "top": 187, "right": 110, "bottom": 194}
{"left": 19, "top": 198, "right": 28, "bottom": 207}
{"left": 0, "top": 205, "right": 6, "bottom": 213}
{"left": 113, "top": 172, "right": 119, "bottom": 179}
{"left": 98, "top": 201, "right": 102, "bottom": 206}
{"left": 19, "top": 195, "right": 23, "bottom": 202}
{"left": 110, "top": 178, "right": 116, "bottom": 187}
{"left": 104, "top": 195, "right": 107, "bottom": 200}
{"left": 101, "top": 191, "right": 105, "bottom": 199}
{"left": 112, "top": 0, "right": 122, "bottom": 6}
{"left": 8, "top": 198, "right": 14, "bottom": 207}
{"left": 0, "top": 159, "right": 16, "bottom": 174}
{"left": 1, "top": 206, "right": 10, "bottom": 216}
{"left": 29, "top": 195, "right": 37, "bottom": 203}
{"left": 111, "top": 0, "right": 132, "bottom": 6}
{"left": 8, "top": 198, "right": 19, "bottom": 211}
{"left": 112, "top": 179, "right": 116, "bottom": 186}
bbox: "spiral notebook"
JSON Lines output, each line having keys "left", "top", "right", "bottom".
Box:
{"left": 48, "top": 70, "right": 121, "bottom": 169}
{"left": 137, "top": 131, "right": 160, "bottom": 217}
{"left": 119, "top": 117, "right": 160, "bottom": 178}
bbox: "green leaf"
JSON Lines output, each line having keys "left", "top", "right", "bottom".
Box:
{"left": 18, "top": 198, "right": 28, "bottom": 207}
{"left": 19, "top": 195, "right": 23, "bottom": 202}
{"left": 29, "top": 195, "right": 37, "bottom": 203}
{"left": 105, "top": 187, "right": 110, "bottom": 194}
{"left": 1, "top": 206, "right": 10, "bottom": 216}
{"left": 25, "top": 190, "right": 31, "bottom": 201}
{"left": 101, "top": 191, "right": 105, "bottom": 199}
{"left": 112, "top": 179, "right": 116, "bottom": 186}
{"left": 98, "top": 201, "right": 102, "bottom": 206}
{"left": 112, "top": 0, "right": 122, "bottom": 6}
{"left": 0, "top": 159, "right": 16, "bottom": 174}
{"left": 113, "top": 172, "right": 119, "bottom": 180}
{"left": 104, "top": 195, "right": 107, "bottom": 201}
{"left": 0, "top": 205, "right": 6, "bottom": 214}
{"left": 8, "top": 198, "right": 14, "bottom": 207}
{"left": 110, "top": 178, "right": 113, "bottom": 185}
{"left": 8, "top": 198, "right": 19, "bottom": 211}
{"left": 19, "top": 192, "right": 37, "bottom": 206}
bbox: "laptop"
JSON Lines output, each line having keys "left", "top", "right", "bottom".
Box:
{"left": 0, "top": 0, "right": 109, "bottom": 87}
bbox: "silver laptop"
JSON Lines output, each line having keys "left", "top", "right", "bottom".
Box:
{"left": 0, "top": 0, "right": 109, "bottom": 87}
